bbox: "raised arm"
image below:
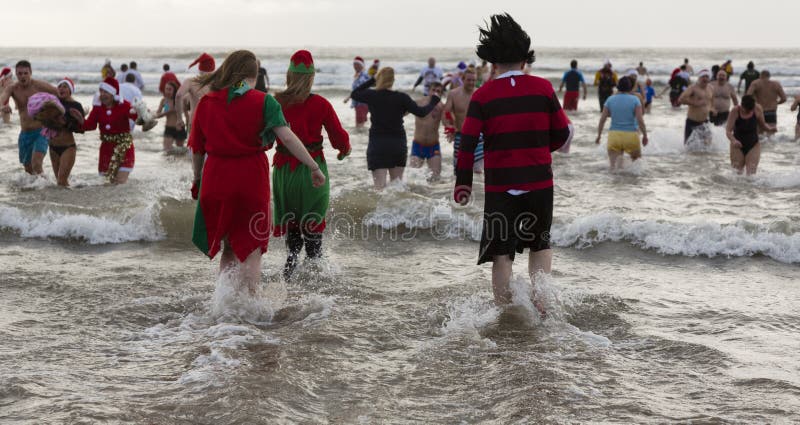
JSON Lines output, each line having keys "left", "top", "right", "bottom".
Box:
{"left": 34, "top": 80, "right": 58, "bottom": 95}
{"left": 350, "top": 77, "right": 375, "bottom": 103}
{"left": 403, "top": 93, "right": 440, "bottom": 117}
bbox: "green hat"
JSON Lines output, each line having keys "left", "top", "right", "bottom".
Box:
{"left": 288, "top": 50, "right": 315, "bottom": 74}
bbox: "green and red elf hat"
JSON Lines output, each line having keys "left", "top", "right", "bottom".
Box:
{"left": 288, "top": 50, "right": 315, "bottom": 74}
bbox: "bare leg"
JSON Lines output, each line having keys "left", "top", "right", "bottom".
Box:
{"left": 371, "top": 169, "right": 388, "bottom": 190}
{"left": 31, "top": 151, "right": 45, "bottom": 175}
{"left": 409, "top": 156, "right": 423, "bottom": 168}
{"left": 240, "top": 248, "right": 263, "bottom": 295}
{"left": 24, "top": 163, "right": 33, "bottom": 174}
{"left": 730, "top": 146, "right": 745, "bottom": 174}
{"left": 49, "top": 150, "right": 61, "bottom": 183}
{"left": 473, "top": 159, "right": 484, "bottom": 174}
{"left": 528, "top": 249, "right": 553, "bottom": 316}
{"left": 608, "top": 150, "right": 622, "bottom": 170}
{"left": 795, "top": 123, "right": 800, "bottom": 141}
{"left": 428, "top": 155, "right": 442, "bottom": 181}
{"left": 163, "top": 136, "right": 174, "bottom": 151}
{"left": 56, "top": 148, "right": 76, "bottom": 187}
{"left": 629, "top": 150, "right": 642, "bottom": 161}
{"left": 113, "top": 171, "right": 130, "bottom": 184}
{"left": 220, "top": 238, "right": 237, "bottom": 274}
{"left": 388, "top": 166, "right": 404, "bottom": 182}
{"left": 491, "top": 255, "right": 513, "bottom": 305}
{"left": 744, "top": 143, "right": 761, "bottom": 176}
{"left": 1, "top": 112, "right": 10, "bottom": 124}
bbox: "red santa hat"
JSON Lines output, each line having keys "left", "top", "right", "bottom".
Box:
{"left": 0, "top": 67, "right": 11, "bottom": 77}
{"left": 98, "top": 77, "right": 122, "bottom": 101}
{"left": 57, "top": 77, "right": 75, "bottom": 94}
{"left": 353, "top": 56, "right": 365, "bottom": 67}
{"left": 189, "top": 53, "right": 215, "bottom": 73}
{"left": 159, "top": 71, "right": 180, "bottom": 94}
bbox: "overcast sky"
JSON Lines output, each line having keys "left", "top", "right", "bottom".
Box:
{"left": 4, "top": 0, "right": 798, "bottom": 48}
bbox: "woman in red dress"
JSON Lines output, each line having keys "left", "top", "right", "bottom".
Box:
{"left": 188, "top": 50, "right": 325, "bottom": 294}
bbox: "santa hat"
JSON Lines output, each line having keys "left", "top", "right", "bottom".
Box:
{"left": 159, "top": 71, "right": 180, "bottom": 94}
{"left": 189, "top": 53, "right": 215, "bottom": 73}
{"left": 288, "top": 50, "right": 315, "bottom": 74}
{"left": 0, "top": 67, "right": 10, "bottom": 77}
{"left": 98, "top": 77, "right": 122, "bottom": 101}
{"left": 373, "top": 59, "right": 380, "bottom": 64}
{"left": 57, "top": 77, "right": 75, "bottom": 94}
{"left": 353, "top": 56, "right": 365, "bottom": 67}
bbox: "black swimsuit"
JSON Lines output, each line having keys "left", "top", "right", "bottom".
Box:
{"left": 733, "top": 109, "right": 759, "bottom": 156}
{"left": 50, "top": 100, "right": 84, "bottom": 156}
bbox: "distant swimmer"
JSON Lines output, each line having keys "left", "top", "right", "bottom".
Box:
{"left": 636, "top": 61, "right": 649, "bottom": 77}
{"left": 738, "top": 61, "right": 759, "bottom": 94}
{"left": 726, "top": 95, "right": 774, "bottom": 175}
{"left": 175, "top": 53, "right": 216, "bottom": 135}
{"left": 594, "top": 59, "right": 618, "bottom": 112}
{"left": 255, "top": 65, "right": 270, "bottom": 93}
{"left": 188, "top": 50, "right": 324, "bottom": 295}
{"left": 1, "top": 67, "right": 13, "bottom": 124}
{"left": 720, "top": 59, "right": 733, "bottom": 79}
{"left": 82, "top": 77, "right": 138, "bottom": 184}
{"left": 476, "top": 60, "right": 490, "bottom": 87}
{"left": 558, "top": 59, "right": 587, "bottom": 111}
{"left": 791, "top": 94, "right": 800, "bottom": 141}
{"left": 442, "top": 61, "right": 467, "bottom": 91}
{"left": 413, "top": 57, "right": 444, "bottom": 95}
{"left": 453, "top": 14, "right": 572, "bottom": 310}
{"left": 710, "top": 70, "right": 739, "bottom": 126}
{"left": 350, "top": 67, "right": 441, "bottom": 189}
{"left": 644, "top": 78, "right": 658, "bottom": 114}
{"left": 343, "top": 56, "right": 371, "bottom": 128}
{"left": 443, "top": 67, "right": 483, "bottom": 173}
{"left": 118, "top": 63, "right": 129, "bottom": 84}
{"left": 625, "top": 69, "right": 646, "bottom": 105}
{"left": 0, "top": 60, "right": 58, "bottom": 175}
{"left": 663, "top": 66, "right": 690, "bottom": 108}
{"left": 368, "top": 59, "right": 380, "bottom": 78}
{"left": 678, "top": 69, "right": 714, "bottom": 144}
{"left": 119, "top": 73, "right": 143, "bottom": 131}
{"left": 595, "top": 76, "right": 648, "bottom": 169}
{"left": 410, "top": 82, "right": 445, "bottom": 181}
{"left": 128, "top": 61, "right": 144, "bottom": 90}
{"left": 273, "top": 50, "right": 350, "bottom": 280}
{"left": 683, "top": 58, "right": 694, "bottom": 75}
{"left": 155, "top": 75, "right": 186, "bottom": 151}
{"left": 746, "top": 70, "right": 786, "bottom": 134}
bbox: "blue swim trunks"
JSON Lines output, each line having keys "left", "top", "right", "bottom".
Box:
{"left": 18, "top": 129, "right": 49, "bottom": 165}
{"left": 411, "top": 141, "right": 441, "bottom": 159}
{"left": 453, "top": 132, "right": 485, "bottom": 168}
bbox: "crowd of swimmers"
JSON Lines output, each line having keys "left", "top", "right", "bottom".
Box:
{"left": 1, "top": 15, "right": 799, "bottom": 308}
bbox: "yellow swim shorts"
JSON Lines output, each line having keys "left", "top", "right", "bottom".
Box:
{"left": 607, "top": 131, "right": 641, "bottom": 154}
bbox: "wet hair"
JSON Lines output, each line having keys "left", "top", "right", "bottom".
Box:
{"left": 684, "top": 58, "right": 689, "bottom": 63}
{"left": 475, "top": 13, "right": 535, "bottom": 65}
{"left": 617, "top": 76, "right": 632, "bottom": 92}
{"left": 375, "top": 67, "right": 395, "bottom": 90}
{"left": 570, "top": 59, "right": 577, "bottom": 69}
{"left": 429, "top": 81, "right": 443, "bottom": 91}
{"left": 129, "top": 61, "right": 137, "bottom": 69}
{"left": 680, "top": 65, "right": 686, "bottom": 71}
{"left": 197, "top": 50, "right": 259, "bottom": 91}
{"left": 741, "top": 95, "right": 755, "bottom": 111}
{"left": 121, "top": 63, "right": 128, "bottom": 72}
{"left": 747, "top": 61, "right": 754, "bottom": 70}
{"left": 125, "top": 73, "right": 136, "bottom": 83}
{"left": 15, "top": 60, "right": 31, "bottom": 70}
{"left": 163, "top": 63, "right": 170, "bottom": 72}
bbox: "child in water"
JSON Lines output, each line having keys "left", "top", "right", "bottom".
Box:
{"left": 155, "top": 80, "right": 187, "bottom": 151}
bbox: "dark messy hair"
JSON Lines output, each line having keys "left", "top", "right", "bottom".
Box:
{"left": 741, "top": 94, "right": 755, "bottom": 111}
{"left": 475, "top": 13, "right": 535, "bottom": 65}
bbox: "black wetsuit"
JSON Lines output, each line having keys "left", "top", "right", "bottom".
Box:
{"left": 733, "top": 110, "right": 759, "bottom": 156}
{"left": 350, "top": 77, "right": 440, "bottom": 170}
{"left": 740, "top": 69, "right": 759, "bottom": 93}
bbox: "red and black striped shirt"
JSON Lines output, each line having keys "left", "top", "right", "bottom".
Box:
{"left": 455, "top": 72, "right": 571, "bottom": 196}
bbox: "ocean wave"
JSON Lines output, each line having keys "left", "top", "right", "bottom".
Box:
{"left": 552, "top": 211, "right": 800, "bottom": 263}
{"left": 0, "top": 204, "right": 163, "bottom": 244}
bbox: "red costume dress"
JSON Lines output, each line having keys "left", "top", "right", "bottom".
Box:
{"left": 188, "top": 83, "right": 287, "bottom": 262}
{"left": 83, "top": 99, "right": 137, "bottom": 181}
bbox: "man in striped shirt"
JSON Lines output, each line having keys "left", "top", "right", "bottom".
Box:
{"left": 454, "top": 13, "right": 573, "bottom": 310}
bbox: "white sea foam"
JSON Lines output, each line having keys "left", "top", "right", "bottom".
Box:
{"left": 552, "top": 211, "right": 800, "bottom": 263}
{"left": 209, "top": 268, "right": 286, "bottom": 324}
{"left": 0, "top": 204, "right": 163, "bottom": 243}
{"left": 437, "top": 294, "right": 500, "bottom": 349}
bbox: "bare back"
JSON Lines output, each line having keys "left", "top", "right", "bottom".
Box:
{"left": 413, "top": 97, "right": 444, "bottom": 146}
{"left": 181, "top": 77, "right": 210, "bottom": 123}
{"left": 448, "top": 86, "right": 473, "bottom": 132}
{"left": 748, "top": 79, "right": 785, "bottom": 111}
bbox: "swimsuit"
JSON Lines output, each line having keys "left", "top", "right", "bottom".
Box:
{"left": 763, "top": 110, "right": 777, "bottom": 125}
{"left": 733, "top": 110, "right": 759, "bottom": 156}
{"left": 411, "top": 141, "right": 441, "bottom": 159}
{"left": 684, "top": 118, "right": 709, "bottom": 143}
{"left": 49, "top": 144, "right": 76, "bottom": 156}
{"left": 164, "top": 125, "right": 187, "bottom": 141}
{"left": 18, "top": 129, "right": 49, "bottom": 165}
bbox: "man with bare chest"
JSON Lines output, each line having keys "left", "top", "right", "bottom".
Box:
{"left": 710, "top": 70, "right": 739, "bottom": 126}
{"left": 678, "top": 69, "right": 714, "bottom": 144}
{"left": 747, "top": 70, "right": 786, "bottom": 134}
{"left": 0, "top": 60, "right": 58, "bottom": 175}
{"left": 410, "top": 82, "right": 445, "bottom": 180}
{"left": 176, "top": 53, "right": 215, "bottom": 135}
{"left": 443, "top": 68, "right": 483, "bottom": 173}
